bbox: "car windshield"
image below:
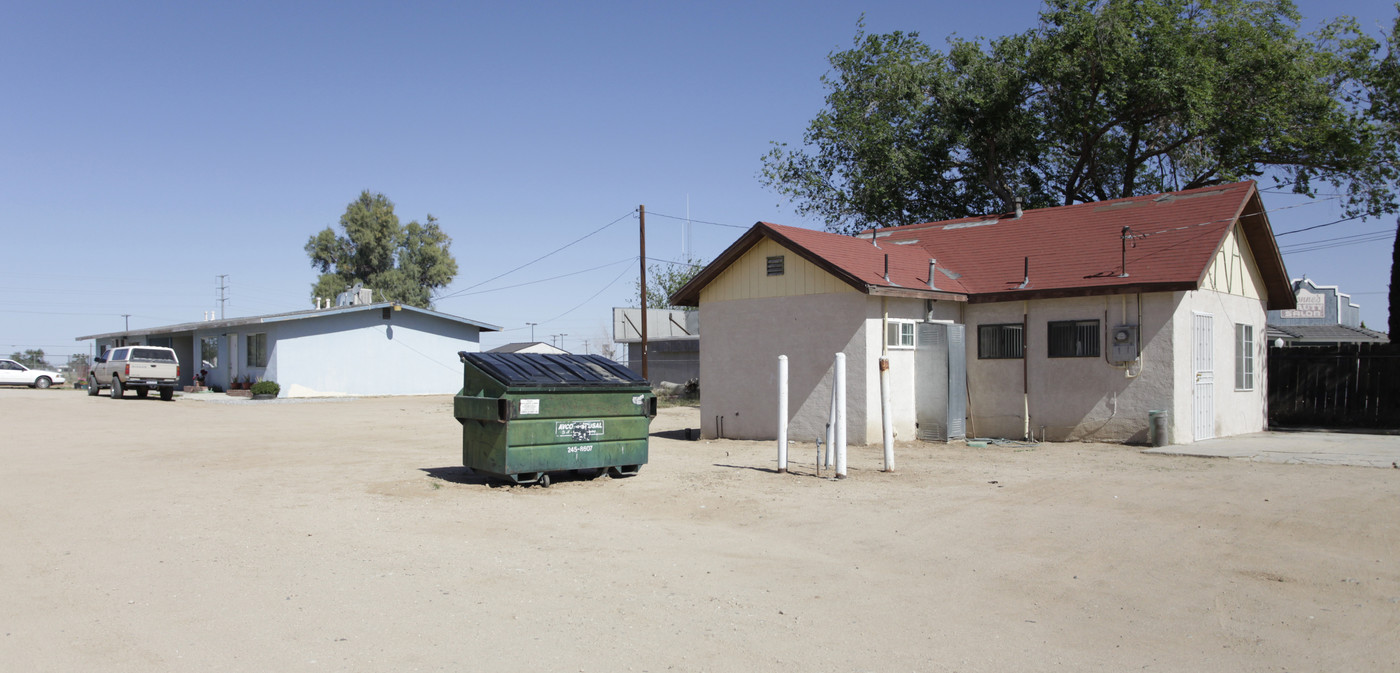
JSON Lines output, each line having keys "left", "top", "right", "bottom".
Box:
{"left": 131, "top": 348, "right": 177, "bottom": 362}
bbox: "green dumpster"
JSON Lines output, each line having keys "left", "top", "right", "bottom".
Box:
{"left": 454, "top": 351, "right": 657, "bottom": 486}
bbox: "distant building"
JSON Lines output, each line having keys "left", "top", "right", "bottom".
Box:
{"left": 77, "top": 295, "right": 499, "bottom": 396}
{"left": 1266, "top": 278, "right": 1389, "bottom": 346}
{"left": 487, "top": 342, "right": 569, "bottom": 355}
{"left": 613, "top": 307, "right": 699, "bottom": 385}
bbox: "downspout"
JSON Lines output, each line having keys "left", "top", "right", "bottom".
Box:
{"left": 880, "top": 297, "right": 894, "bottom": 472}
{"left": 1023, "top": 301, "right": 1030, "bottom": 441}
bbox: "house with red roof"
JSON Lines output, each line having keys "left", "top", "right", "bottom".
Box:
{"left": 670, "top": 181, "right": 1295, "bottom": 445}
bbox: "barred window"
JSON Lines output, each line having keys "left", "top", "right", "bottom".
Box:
{"left": 1047, "top": 320, "right": 1099, "bottom": 358}
{"left": 978, "top": 324, "right": 1024, "bottom": 359}
{"left": 1235, "top": 324, "right": 1254, "bottom": 390}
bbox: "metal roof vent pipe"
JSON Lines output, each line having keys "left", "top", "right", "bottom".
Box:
{"left": 1014, "top": 198, "right": 1023, "bottom": 219}
{"left": 927, "top": 259, "right": 937, "bottom": 290}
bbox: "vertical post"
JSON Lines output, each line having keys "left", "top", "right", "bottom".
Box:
{"left": 777, "top": 355, "right": 788, "bottom": 474}
{"left": 880, "top": 356, "right": 894, "bottom": 471}
{"left": 639, "top": 205, "right": 649, "bottom": 381}
{"left": 835, "top": 352, "right": 847, "bottom": 479}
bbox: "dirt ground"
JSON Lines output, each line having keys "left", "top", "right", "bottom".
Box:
{"left": 2, "top": 389, "right": 1397, "bottom": 672}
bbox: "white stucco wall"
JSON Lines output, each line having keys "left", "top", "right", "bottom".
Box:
{"left": 857, "top": 297, "right": 962, "bottom": 443}
{"left": 964, "top": 293, "right": 1179, "bottom": 442}
{"left": 269, "top": 309, "right": 482, "bottom": 397}
{"left": 1170, "top": 290, "right": 1268, "bottom": 442}
{"left": 699, "top": 292, "right": 869, "bottom": 442}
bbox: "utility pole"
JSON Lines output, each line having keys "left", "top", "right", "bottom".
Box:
{"left": 216, "top": 275, "right": 229, "bottom": 319}
{"left": 639, "top": 205, "right": 648, "bottom": 381}
{"left": 122, "top": 314, "right": 130, "bottom": 331}
{"left": 558, "top": 333, "right": 567, "bottom": 352}
{"left": 526, "top": 322, "right": 537, "bottom": 342}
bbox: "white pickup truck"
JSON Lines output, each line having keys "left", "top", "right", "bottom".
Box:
{"left": 88, "top": 346, "right": 181, "bottom": 401}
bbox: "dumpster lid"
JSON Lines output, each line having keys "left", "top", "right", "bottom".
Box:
{"left": 459, "top": 352, "right": 650, "bottom": 387}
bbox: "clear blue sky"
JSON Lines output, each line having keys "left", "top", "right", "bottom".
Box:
{"left": 2, "top": 0, "right": 1395, "bottom": 363}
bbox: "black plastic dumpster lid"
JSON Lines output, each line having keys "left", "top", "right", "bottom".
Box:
{"left": 459, "top": 352, "right": 650, "bottom": 387}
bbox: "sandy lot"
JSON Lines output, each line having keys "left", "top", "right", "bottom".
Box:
{"left": 2, "top": 389, "right": 1397, "bottom": 672}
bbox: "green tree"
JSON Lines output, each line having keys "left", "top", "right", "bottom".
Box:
{"left": 763, "top": 1, "right": 1396, "bottom": 235}
{"left": 305, "top": 191, "right": 459, "bottom": 309}
{"left": 1365, "top": 7, "right": 1400, "bottom": 338}
{"left": 634, "top": 256, "right": 706, "bottom": 309}
{"left": 10, "top": 349, "right": 48, "bottom": 369}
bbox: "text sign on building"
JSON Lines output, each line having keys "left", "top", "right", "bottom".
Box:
{"left": 1280, "top": 289, "right": 1326, "bottom": 319}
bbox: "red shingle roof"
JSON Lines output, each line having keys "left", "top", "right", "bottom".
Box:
{"left": 672, "top": 181, "right": 1294, "bottom": 310}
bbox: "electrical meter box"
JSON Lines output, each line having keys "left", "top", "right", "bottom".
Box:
{"left": 1108, "top": 325, "right": 1139, "bottom": 364}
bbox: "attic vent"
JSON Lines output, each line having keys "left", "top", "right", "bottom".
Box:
{"left": 767, "top": 255, "right": 785, "bottom": 276}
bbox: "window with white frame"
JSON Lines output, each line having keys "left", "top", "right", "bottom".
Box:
{"left": 886, "top": 320, "right": 916, "bottom": 349}
{"left": 246, "top": 333, "right": 268, "bottom": 368}
{"left": 1235, "top": 324, "right": 1254, "bottom": 390}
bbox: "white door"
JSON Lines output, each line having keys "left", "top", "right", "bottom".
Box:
{"left": 1193, "top": 313, "right": 1215, "bottom": 440}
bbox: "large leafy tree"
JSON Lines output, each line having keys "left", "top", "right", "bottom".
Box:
{"left": 1364, "top": 8, "right": 1400, "bottom": 338}
{"left": 305, "top": 191, "right": 459, "bottom": 309}
{"left": 763, "top": 0, "right": 1397, "bottom": 235}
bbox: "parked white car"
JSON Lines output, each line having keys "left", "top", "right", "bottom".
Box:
{"left": 0, "top": 359, "right": 65, "bottom": 389}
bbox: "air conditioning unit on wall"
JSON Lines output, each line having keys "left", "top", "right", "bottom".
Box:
{"left": 1108, "top": 325, "right": 1139, "bottom": 364}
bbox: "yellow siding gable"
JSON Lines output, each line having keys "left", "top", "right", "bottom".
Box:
{"left": 1201, "top": 222, "right": 1266, "bottom": 300}
{"left": 699, "top": 236, "right": 857, "bottom": 304}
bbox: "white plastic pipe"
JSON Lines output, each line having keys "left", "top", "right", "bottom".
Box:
{"left": 835, "top": 352, "right": 847, "bottom": 479}
{"left": 777, "top": 355, "right": 788, "bottom": 474}
{"left": 879, "top": 356, "right": 894, "bottom": 472}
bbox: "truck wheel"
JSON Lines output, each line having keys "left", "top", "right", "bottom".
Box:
{"left": 111, "top": 377, "right": 123, "bottom": 399}
{"left": 87, "top": 376, "right": 99, "bottom": 396}
{"left": 136, "top": 386, "right": 149, "bottom": 399}
{"left": 34, "top": 376, "right": 51, "bottom": 389}
{"left": 159, "top": 387, "right": 174, "bottom": 401}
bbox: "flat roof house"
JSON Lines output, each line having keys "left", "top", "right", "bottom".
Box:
{"left": 671, "top": 181, "right": 1293, "bottom": 445}
{"left": 77, "top": 302, "right": 499, "bottom": 397}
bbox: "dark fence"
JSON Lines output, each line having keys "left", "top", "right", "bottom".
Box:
{"left": 1268, "top": 343, "right": 1400, "bottom": 429}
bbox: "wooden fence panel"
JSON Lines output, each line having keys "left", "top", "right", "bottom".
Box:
{"left": 1268, "top": 343, "right": 1400, "bottom": 429}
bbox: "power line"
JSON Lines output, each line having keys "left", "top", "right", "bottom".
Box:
{"left": 536, "top": 264, "right": 635, "bottom": 325}
{"left": 434, "top": 209, "right": 636, "bottom": 301}
{"left": 445, "top": 257, "right": 634, "bottom": 297}
{"left": 646, "top": 210, "right": 749, "bottom": 229}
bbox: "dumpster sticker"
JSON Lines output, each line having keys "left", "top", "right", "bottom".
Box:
{"left": 566, "top": 444, "right": 594, "bottom": 454}
{"left": 519, "top": 399, "right": 540, "bottom": 415}
{"left": 557, "top": 420, "right": 604, "bottom": 441}
{"left": 632, "top": 395, "right": 644, "bottom": 405}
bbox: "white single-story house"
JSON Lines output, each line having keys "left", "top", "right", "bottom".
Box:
{"left": 76, "top": 302, "right": 499, "bottom": 397}
{"left": 671, "top": 181, "right": 1294, "bottom": 445}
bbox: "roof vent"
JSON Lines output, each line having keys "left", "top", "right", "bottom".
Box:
{"left": 1014, "top": 198, "right": 1023, "bottom": 220}
{"left": 928, "top": 259, "right": 937, "bottom": 290}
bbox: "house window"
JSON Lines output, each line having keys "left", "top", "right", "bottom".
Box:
{"left": 246, "top": 333, "right": 268, "bottom": 368}
{"left": 767, "top": 255, "right": 784, "bottom": 276}
{"left": 1047, "top": 320, "right": 1100, "bottom": 358}
{"left": 978, "top": 323, "right": 1024, "bottom": 359}
{"left": 1235, "top": 324, "right": 1254, "bottom": 390}
{"left": 886, "top": 321, "right": 916, "bottom": 349}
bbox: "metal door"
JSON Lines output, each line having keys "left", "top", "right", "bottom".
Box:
{"left": 1193, "top": 313, "right": 1215, "bottom": 440}
{"left": 915, "top": 323, "right": 966, "bottom": 442}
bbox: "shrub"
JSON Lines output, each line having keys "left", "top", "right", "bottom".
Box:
{"left": 250, "top": 380, "right": 280, "bottom": 397}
